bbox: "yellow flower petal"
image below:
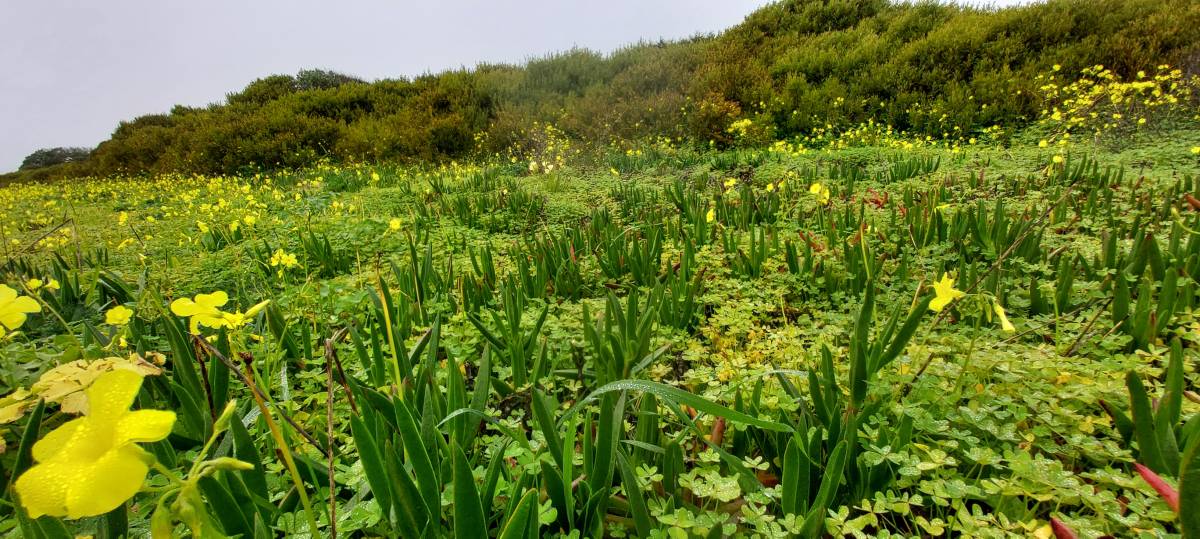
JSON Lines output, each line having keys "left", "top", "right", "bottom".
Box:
{"left": 32, "top": 418, "right": 85, "bottom": 462}
{"left": 993, "top": 301, "right": 1015, "bottom": 332}
{"left": 116, "top": 410, "right": 175, "bottom": 444}
{"left": 195, "top": 291, "right": 229, "bottom": 310}
{"left": 85, "top": 369, "right": 142, "bottom": 423}
{"left": 15, "top": 458, "right": 83, "bottom": 518}
{"left": 170, "top": 291, "right": 228, "bottom": 318}
{"left": 192, "top": 313, "right": 228, "bottom": 330}
{"left": 65, "top": 445, "right": 149, "bottom": 519}
{"left": 929, "top": 295, "right": 952, "bottom": 312}
{"left": 169, "top": 297, "right": 201, "bottom": 317}
{"left": 0, "top": 293, "right": 40, "bottom": 332}
{"left": 0, "top": 311, "right": 28, "bottom": 332}
{"left": 11, "top": 296, "right": 38, "bottom": 313}
{"left": 243, "top": 300, "right": 270, "bottom": 318}
{"left": 0, "top": 285, "right": 16, "bottom": 304}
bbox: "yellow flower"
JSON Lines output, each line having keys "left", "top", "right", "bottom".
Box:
{"left": 993, "top": 300, "right": 1015, "bottom": 332}
{"left": 389, "top": 218, "right": 402, "bottom": 231}
{"left": 0, "top": 284, "right": 41, "bottom": 338}
{"left": 105, "top": 305, "right": 133, "bottom": 326}
{"left": 168, "top": 290, "right": 270, "bottom": 334}
{"left": 45, "top": 279, "right": 60, "bottom": 292}
{"left": 1191, "top": 146, "right": 1200, "bottom": 155}
{"left": 765, "top": 182, "right": 775, "bottom": 192}
{"left": 269, "top": 249, "right": 298, "bottom": 269}
{"left": 1052, "top": 155, "right": 1064, "bottom": 164}
{"left": 723, "top": 178, "right": 738, "bottom": 189}
{"left": 170, "top": 291, "right": 230, "bottom": 333}
{"left": 705, "top": 207, "right": 715, "bottom": 223}
{"left": 809, "top": 183, "right": 831, "bottom": 205}
{"left": 15, "top": 369, "right": 175, "bottom": 519}
{"left": 26, "top": 278, "right": 44, "bottom": 290}
{"left": 1038, "top": 140, "right": 1048, "bottom": 148}
{"left": 929, "top": 274, "right": 965, "bottom": 312}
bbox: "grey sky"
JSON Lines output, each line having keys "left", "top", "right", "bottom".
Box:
{"left": 0, "top": 0, "right": 1032, "bottom": 173}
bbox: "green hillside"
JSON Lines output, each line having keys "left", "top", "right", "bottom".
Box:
{"left": 9, "top": 0, "right": 1199, "bottom": 182}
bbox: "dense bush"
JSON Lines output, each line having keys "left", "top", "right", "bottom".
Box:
{"left": 22, "top": 0, "right": 1200, "bottom": 180}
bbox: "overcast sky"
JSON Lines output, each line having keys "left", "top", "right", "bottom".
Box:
{"left": 0, "top": 0, "right": 1032, "bottom": 172}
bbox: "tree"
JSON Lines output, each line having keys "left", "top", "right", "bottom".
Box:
{"left": 19, "top": 147, "right": 92, "bottom": 171}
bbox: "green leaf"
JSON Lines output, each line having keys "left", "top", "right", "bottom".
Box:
{"left": 452, "top": 442, "right": 487, "bottom": 539}
{"left": 395, "top": 399, "right": 440, "bottom": 520}
{"left": 616, "top": 449, "right": 652, "bottom": 537}
{"left": 97, "top": 502, "right": 128, "bottom": 539}
{"left": 1127, "top": 371, "right": 1168, "bottom": 473}
{"left": 13, "top": 398, "right": 45, "bottom": 477}
{"left": 1179, "top": 434, "right": 1200, "bottom": 537}
{"left": 199, "top": 476, "right": 252, "bottom": 538}
{"left": 348, "top": 414, "right": 394, "bottom": 523}
{"left": 874, "top": 294, "right": 933, "bottom": 373}
{"left": 810, "top": 440, "right": 847, "bottom": 516}
{"left": 481, "top": 441, "right": 510, "bottom": 524}
{"left": 229, "top": 407, "right": 269, "bottom": 499}
{"left": 540, "top": 460, "right": 571, "bottom": 531}
{"left": 532, "top": 389, "right": 564, "bottom": 469}
{"left": 587, "top": 392, "right": 624, "bottom": 504}
{"left": 497, "top": 489, "right": 539, "bottom": 539}
{"left": 781, "top": 434, "right": 810, "bottom": 516}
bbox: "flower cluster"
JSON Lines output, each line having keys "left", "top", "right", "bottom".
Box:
{"left": 1037, "top": 64, "right": 1196, "bottom": 145}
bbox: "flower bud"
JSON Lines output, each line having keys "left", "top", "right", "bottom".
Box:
{"left": 200, "top": 457, "right": 255, "bottom": 474}
{"left": 214, "top": 399, "right": 238, "bottom": 432}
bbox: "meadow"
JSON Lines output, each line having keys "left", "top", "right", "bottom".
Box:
{"left": 1, "top": 67, "right": 1200, "bottom": 537}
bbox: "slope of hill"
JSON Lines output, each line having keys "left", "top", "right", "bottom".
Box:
{"left": 6, "top": 0, "right": 1199, "bottom": 183}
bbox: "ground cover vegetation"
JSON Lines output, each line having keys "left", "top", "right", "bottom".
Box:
{"left": 2, "top": 0, "right": 1200, "bottom": 537}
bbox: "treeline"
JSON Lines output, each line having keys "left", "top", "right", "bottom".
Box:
{"left": 11, "top": 0, "right": 1200, "bottom": 181}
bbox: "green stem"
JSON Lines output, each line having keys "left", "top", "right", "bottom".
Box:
{"left": 245, "top": 364, "right": 321, "bottom": 537}
{"left": 23, "top": 286, "right": 80, "bottom": 350}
